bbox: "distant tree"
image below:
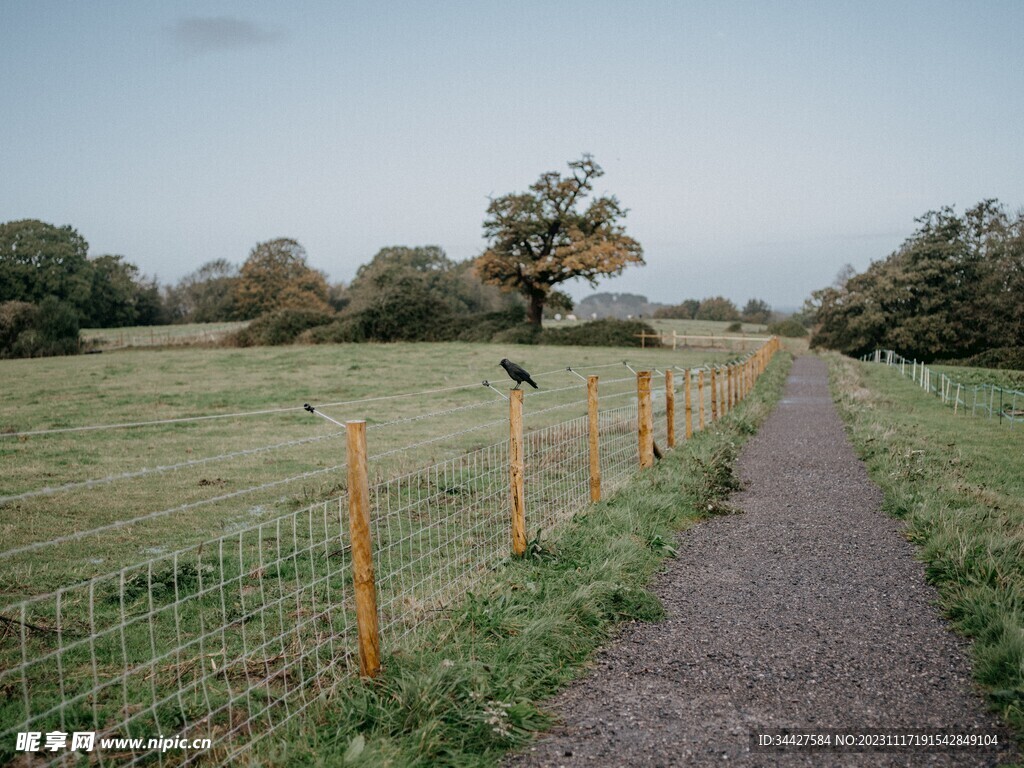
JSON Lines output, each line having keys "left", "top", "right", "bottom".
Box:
{"left": 809, "top": 200, "right": 1024, "bottom": 360}
{"left": 654, "top": 299, "right": 700, "bottom": 319}
{"left": 233, "top": 239, "right": 330, "bottom": 319}
{"left": 475, "top": 155, "right": 644, "bottom": 326}
{"left": 0, "top": 219, "right": 92, "bottom": 313}
{"left": 167, "top": 259, "right": 239, "bottom": 323}
{"left": 741, "top": 298, "right": 771, "bottom": 325}
{"left": 81, "top": 255, "right": 144, "bottom": 327}
{"left": 695, "top": 296, "right": 740, "bottom": 322}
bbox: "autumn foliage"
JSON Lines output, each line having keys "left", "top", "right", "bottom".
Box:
{"left": 475, "top": 155, "right": 644, "bottom": 326}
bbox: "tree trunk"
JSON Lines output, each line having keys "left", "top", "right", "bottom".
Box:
{"left": 527, "top": 293, "right": 545, "bottom": 326}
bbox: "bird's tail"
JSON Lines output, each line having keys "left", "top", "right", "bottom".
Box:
{"left": 527, "top": 378, "right": 538, "bottom": 389}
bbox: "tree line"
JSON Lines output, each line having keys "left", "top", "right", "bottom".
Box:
{"left": 808, "top": 200, "right": 1024, "bottom": 364}
{"left": 2, "top": 156, "right": 654, "bottom": 356}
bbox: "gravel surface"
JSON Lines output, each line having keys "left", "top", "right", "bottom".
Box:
{"left": 506, "top": 356, "right": 1017, "bottom": 767}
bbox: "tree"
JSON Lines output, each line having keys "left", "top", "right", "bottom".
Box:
{"left": 653, "top": 299, "right": 700, "bottom": 320}
{"left": 475, "top": 155, "right": 644, "bottom": 326}
{"left": 695, "top": 296, "right": 740, "bottom": 322}
{"left": 166, "top": 259, "right": 239, "bottom": 323}
{"left": 233, "top": 238, "right": 331, "bottom": 319}
{"left": 336, "top": 246, "right": 520, "bottom": 341}
{"left": 809, "top": 200, "right": 1024, "bottom": 360}
{"left": 741, "top": 298, "right": 771, "bottom": 324}
{"left": 0, "top": 219, "right": 92, "bottom": 313}
{"left": 81, "top": 255, "right": 143, "bottom": 327}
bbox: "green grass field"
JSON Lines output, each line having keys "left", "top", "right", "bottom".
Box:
{"left": 830, "top": 354, "right": 1024, "bottom": 737}
{"left": 0, "top": 340, "right": 736, "bottom": 599}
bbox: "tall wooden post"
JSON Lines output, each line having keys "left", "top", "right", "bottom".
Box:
{"left": 684, "top": 369, "right": 693, "bottom": 439}
{"left": 710, "top": 367, "right": 718, "bottom": 421}
{"left": 665, "top": 369, "right": 676, "bottom": 448}
{"left": 346, "top": 420, "right": 380, "bottom": 678}
{"left": 725, "top": 366, "right": 732, "bottom": 413}
{"left": 587, "top": 376, "right": 601, "bottom": 503}
{"left": 509, "top": 389, "right": 527, "bottom": 556}
{"left": 637, "top": 371, "right": 654, "bottom": 469}
{"left": 697, "top": 369, "right": 705, "bottom": 430}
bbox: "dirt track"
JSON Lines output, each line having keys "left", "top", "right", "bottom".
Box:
{"left": 506, "top": 356, "right": 1016, "bottom": 767}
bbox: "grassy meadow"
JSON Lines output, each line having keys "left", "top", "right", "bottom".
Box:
{"left": 830, "top": 354, "right": 1024, "bottom": 736}
{"left": 0, "top": 338, "right": 738, "bottom": 601}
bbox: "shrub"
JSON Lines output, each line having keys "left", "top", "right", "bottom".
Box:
{"left": 491, "top": 323, "right": 542, "bottom": 345}
{"left": 232, "top": 308, "right": 336, "bottom": 346}
{"left": 939, "top": 347, "right": 1024, "bottom": 371}
{"left": 0, "top": 298, "right": 80, "bottom": 358}
{"left": 542, "top": 318, "right": 660, "bottom": 347}
{"left": 768, "top": 318, "right": 809, "bottom": 338}
{"left": 726, "top": 322, "right": 743, "bottom": 333}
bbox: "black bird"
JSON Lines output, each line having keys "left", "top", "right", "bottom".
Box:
{"left": 499, "top": 359, "right": 538, "bottom": 389}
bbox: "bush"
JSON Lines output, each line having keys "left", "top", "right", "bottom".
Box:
{"left": 232, "top": 308, "right": 336, "bottom": 346}
{"left": 768, "top": 318, "right": 809, "bottom": 338}
{"left": 491, "top": 323, "right": 543, "bottom": 345}
{"left": 0, "top": 298, "right": 80, "bottom": 358}
{"left": 542, "top": 318, "right": 659, "bottom": 347}
{"left": 939, "top": 347, "right": 1024, "bottom": 371}
{"left": 726, "top": 321, "right": 743, "bottom": 333}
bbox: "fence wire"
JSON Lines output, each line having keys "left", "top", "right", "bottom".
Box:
{"left": 862, "top": 349, "right": 1023, "bottom": 426}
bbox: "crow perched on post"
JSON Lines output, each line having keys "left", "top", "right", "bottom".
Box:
{"left": 499, "top": 359, "right": 539, "bottom": 389}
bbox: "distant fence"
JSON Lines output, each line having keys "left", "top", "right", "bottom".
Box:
{"left": 1, "top": 339, "right": 780, "bottom": 765}
{"left": 861, "top": 349, "right": 1023, "bottom": 426}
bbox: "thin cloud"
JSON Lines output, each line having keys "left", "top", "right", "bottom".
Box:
{"left": 169, "top": 16, "right": 284, "bottom": 55}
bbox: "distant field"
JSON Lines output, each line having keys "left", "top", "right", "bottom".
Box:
{"left": 80, "top": 321, "right": 248, "bottom": 348}
{"left": 0, "top": 340, "right": 735, "bottom": 598}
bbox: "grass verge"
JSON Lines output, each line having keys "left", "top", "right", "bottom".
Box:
{"left": 828, "top": 353, "right": 1024, "bottom": 741}
{"left": 242, "top": 352, "right": 792, "bottom": 767}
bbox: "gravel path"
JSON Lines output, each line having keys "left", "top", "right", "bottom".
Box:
{"left": 506, "top": 356, "right": 1017, "bottom": 767}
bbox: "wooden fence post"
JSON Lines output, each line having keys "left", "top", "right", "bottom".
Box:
{"left": 710, "top": 367, "right": 718, "bottom": 421}
{"left": 637, "top": 371, "right": 654, "bottom": 468}
{"left": 697, "top": 369, "right": 705, "bottom": 431}
{"left": 726, "top": 365, "right": 733, "bottom": 412}
{"left": 346, "top": 420, "right": 380, "bottom": 679}
{"left": 665, "top": 369, "right": 675, "bottom": 448}
{"left": 684, "top": 369, "right": 693, "bottom": 439}
{"left": 588, "top": 376, "right": 601, "bottom": 503}
{"left": 509, "top": 389, "right": 527, "bottom": 556}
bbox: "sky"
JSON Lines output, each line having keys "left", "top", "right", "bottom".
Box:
{"left": 3, "top": 1, "right": 1023, "bottom": 311}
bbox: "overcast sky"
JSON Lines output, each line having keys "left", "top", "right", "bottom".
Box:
{"left": 3, "top": 1, "right": 1022, "bottom": 310}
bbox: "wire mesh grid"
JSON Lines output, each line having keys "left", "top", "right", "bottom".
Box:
{"left": 597, "top": 402, "right": 639, "bottom": 495}
{"left": 0, "top": 497, "right": 356, "bottom": 766}
{"left": 524, "top": 415, "right": 591, "bottom": 536}
{"left": 370, "top": 441, "right": 510, "bottom": 647}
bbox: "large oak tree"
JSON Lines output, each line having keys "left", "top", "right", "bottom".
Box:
{"left": 475, "top": 155, "right": 644, "bottom": 326}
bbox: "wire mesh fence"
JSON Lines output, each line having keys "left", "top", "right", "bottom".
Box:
{"left": 861, "top": 349, "right": 1023, "bottom": 426}
{"left": 0, "top": 340, "right": 779, "bottom": 765}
